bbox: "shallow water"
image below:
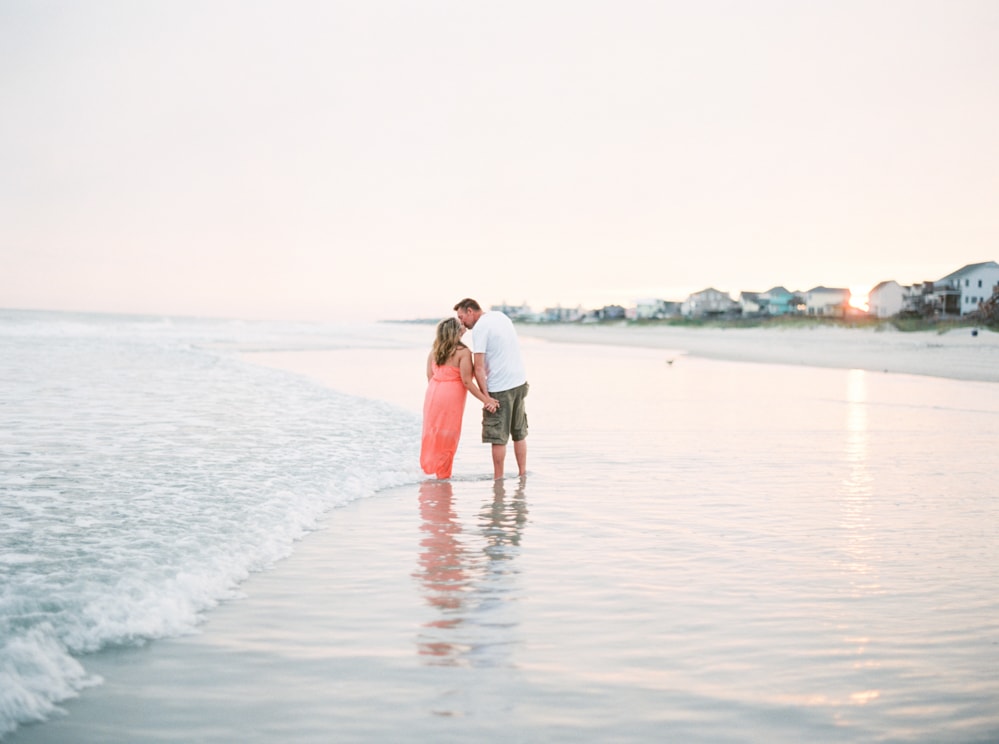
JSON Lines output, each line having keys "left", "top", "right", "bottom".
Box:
{"left": 248, "top": 337, "right": 999, "bottom": 742}
{"left": 517, "top": 344, "right": 999, "bottom": 741}
{"left": 5, "top": 314, "right": 999, "bottom": 742}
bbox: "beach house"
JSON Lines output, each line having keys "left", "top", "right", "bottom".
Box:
{"left": 932, "top": 261, "right": 999, "bottom": 316}
{"left": 598, "top": 304, "right": 627, "bottom": 320}
{"left": 738, "top": 292, "right": 762, "bottom": 316}
{"left": 804, "top": 287, "right": 851, "bottom": 317}
{"left": 899, "top": 261, "right": 999, "bottom": 317}
{"left": 540, "top": 305, "right": 584, "bottom": 323}
{"left": 736, "top": 289, "right": 798, "bottom": 317}
{"left": 758, "top": 286, "right": 799, "bottom": 316}
{"left": 903, "top": 282, "right": 940, "bottom": 316}
{"left": 631, "top": 298, "right": 679, "bottom": 320}
{"left": 681, "top": 288, "right": 737, "bottom": 318}
{"left": 491, "top": 302, "right": 533, "bottom": 320}
{"left": 868, "top": 280, "right": 907, "bottom": 318}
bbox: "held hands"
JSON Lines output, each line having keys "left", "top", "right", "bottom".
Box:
{"left": 483, "top": 397, "right": 500, "bottom": 413}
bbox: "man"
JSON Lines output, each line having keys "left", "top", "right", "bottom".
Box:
{"left": 454, "top": 298, "right": 528, "bottom": 479}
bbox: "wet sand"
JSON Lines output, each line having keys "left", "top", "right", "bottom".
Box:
{"left": 11, "top": 330, "right": 999, "bottom": 743}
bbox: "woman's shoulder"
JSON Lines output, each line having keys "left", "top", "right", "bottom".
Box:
{"left": 449, "top": 345, "right": 471, "bottom": 364}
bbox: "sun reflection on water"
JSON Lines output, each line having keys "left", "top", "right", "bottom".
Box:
{"left": 840, "top": 369, "right": 878, "bottom": 594}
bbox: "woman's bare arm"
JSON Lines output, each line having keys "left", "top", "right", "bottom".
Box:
{"left": 459, "top": 349, "right": 498, "bottom": 411}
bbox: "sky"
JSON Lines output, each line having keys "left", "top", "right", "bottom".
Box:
{"left": 2, "top": 1, "right": 998, "bottom": 322}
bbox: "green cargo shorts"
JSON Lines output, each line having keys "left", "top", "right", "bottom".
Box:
{"left": 482, "top": 382, "right": 529, "bottom": 445}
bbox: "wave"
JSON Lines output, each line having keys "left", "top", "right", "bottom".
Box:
{"left": 0, "top": 313, "right": 423, "bottom": 738}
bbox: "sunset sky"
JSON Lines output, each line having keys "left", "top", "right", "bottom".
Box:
{"left": 2, "top": 1, "right": 997, "bottom": 322}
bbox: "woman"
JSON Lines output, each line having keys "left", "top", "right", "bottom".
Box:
{"left": 420, "top": 317, "right": 499, "bottom": 479}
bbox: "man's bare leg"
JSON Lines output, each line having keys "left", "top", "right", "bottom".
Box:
{"left": 513, "top": 438, "right": 527, "bottom": 477}
{"left": 492, "top": 444, "right": 506, "bottom": 480}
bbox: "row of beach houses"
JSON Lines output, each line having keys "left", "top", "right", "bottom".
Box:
{"left": 494, "top": 261, "right": 999, "bottom": 323}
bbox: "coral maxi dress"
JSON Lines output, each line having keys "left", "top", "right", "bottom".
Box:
{"left": 420, "top": 364, "right": 467, "bottom": 479}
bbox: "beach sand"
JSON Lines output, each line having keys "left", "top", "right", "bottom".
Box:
{"left": 517, "top": 322, "right": 999, "bottom": 383}
{"left": 11, "top": 325, "right": 999, "bottom": 743}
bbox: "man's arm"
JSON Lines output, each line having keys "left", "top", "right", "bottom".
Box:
{"left": 473, "top": 352, "right": 489, "bottom": 395}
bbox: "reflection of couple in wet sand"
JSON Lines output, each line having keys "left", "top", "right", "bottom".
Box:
{"left": 414, "top": 477, "right": 528, "bottom": 665}
{"left": 420, "top": 298, "right": 529, "bottom": 481}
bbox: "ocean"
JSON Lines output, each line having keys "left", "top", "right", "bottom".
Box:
{"left": 3, "top": 309, "right": 999, "bottom": 742}
{"left": 0, "top": 310, "right": 427, "bottom": 738}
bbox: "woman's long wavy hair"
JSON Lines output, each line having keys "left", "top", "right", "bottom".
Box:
{"left": 432, "top": 317, "right": 466, "bottom": 366}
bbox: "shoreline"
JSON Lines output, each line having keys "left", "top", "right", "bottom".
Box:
{"left": 515, "top": 322, "right": 999, "bottom": 383}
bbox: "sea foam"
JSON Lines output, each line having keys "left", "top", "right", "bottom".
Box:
{"left": 0, "top": 311, "right": 423, "bottom": 738}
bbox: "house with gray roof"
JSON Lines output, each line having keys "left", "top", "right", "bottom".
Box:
{"left": 738, "top": 291, "right": 763, "bottom": 316}
{"left": 758, "top": 286, "right": 799, "bottom": 316}
{"left": 681, "top": 288, "right": 737, "bottom": 317}
{"left": 931, "top": 261, "right": 999, "bottom": 316}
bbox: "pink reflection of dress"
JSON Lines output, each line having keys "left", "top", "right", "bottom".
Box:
{"left": 420, "top": 364, "right": 467, "bottom": 479}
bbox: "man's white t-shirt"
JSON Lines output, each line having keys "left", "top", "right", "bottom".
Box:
{"left": 470, "top": 311, "right": 526, "bottom": 393}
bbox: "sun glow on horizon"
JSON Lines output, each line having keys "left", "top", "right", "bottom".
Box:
{"left": 849, "top": 287, "right": 870, "bottom": 312}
